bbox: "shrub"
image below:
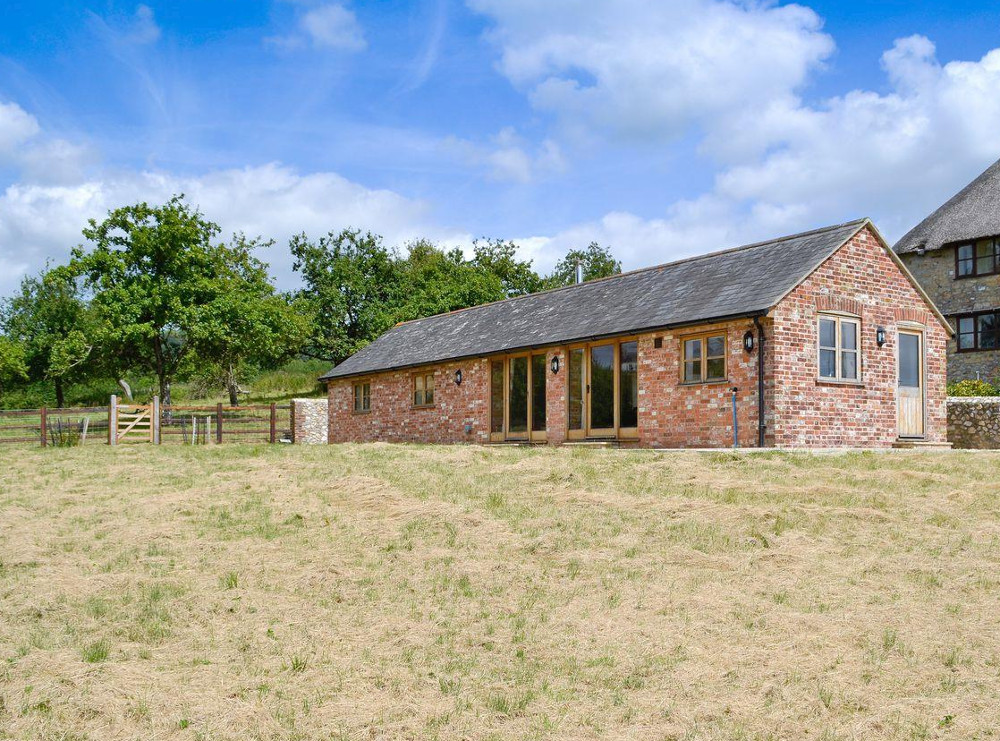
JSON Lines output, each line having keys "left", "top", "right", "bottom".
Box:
{"left": 947, "top": 379, "right": 999, "bottom": 397}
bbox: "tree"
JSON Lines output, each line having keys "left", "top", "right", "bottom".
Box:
{"left": 71, "top": 195, "right": 260, "bottom": 407}
{"left": 1, "top": 267, "right": 94, "bottom": 407}
{"left": 0, "top": 335, "right": 27, "bottom": 399}
{"left": 189, "top": 235, "right": 310, "bottom": 405}
{"left": 471, "top": 238, "right": 541, "bottom": 297}
{"left": 290, "top": 228, "right": 403, "bottom": 364}
{"left": 396, "top": 240, "right": 506, "bottom": 321}
{"left": 545, "top": 242, "right": 622, "bottom": 288}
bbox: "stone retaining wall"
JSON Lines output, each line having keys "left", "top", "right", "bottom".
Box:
{"left": 947, "top": 397, "right": 1000, "bottom": 449}
{"left": 291, "top": 398, "right": 329, "bottom": 444}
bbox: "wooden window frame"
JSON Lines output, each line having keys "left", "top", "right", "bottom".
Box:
{"left": 412, "top": 371, "right": 436, "bottom": 408}
{"left": 817, "top": 313, "right": 861, "bottom": 383}
{"left": 954, "top": 238, "right": 1000, "bottom": 279}
{"left": 352, "top": 381, "right": 371, "bottom": 413}
{"left": 955, "top": 309, "right": 1000, "bottom": 353}
{"left": 680, "top": 331, "right": 728, "bottom": 385}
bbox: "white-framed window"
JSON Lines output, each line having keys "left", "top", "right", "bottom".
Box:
{"left": 818, "top": 314, "right": 860, "bottom": 382}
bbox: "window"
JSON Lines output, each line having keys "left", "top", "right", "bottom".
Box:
{"left": 818, "top": 314, "right": 860, "bottom": 381}
{"left": 413, "top": 372, "right": 435, "bottom": 406}
{"left": 682, "top": 333, "right": 726, "bottom": 383}
{"left": 956, "top": 310, "right": 1000, "bottom": 352}
{"left": 353, "top": 382, "right": 370, "bottom": 413}
{"left": 956, "top": 239, "right": 1000, "bottom": 278}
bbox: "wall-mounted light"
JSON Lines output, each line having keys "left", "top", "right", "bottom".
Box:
{"left": 743, "top": 330, "right": 755, "bottom": 353}
{"left": 876, "top": 326, "right": 887, "bottom": 347}
{"left": 550, "top": 355, "right": 560, "bottom": 374}
{"left": 454, "top": 369, "right": 463, "bottom": 385}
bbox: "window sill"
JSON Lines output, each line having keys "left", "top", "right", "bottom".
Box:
{"left": 815, "top": 378, "right": 865, "bottom": 388}
{"left": 411, "top": 404, "right": 437, "bottom": 410}
{"left": 352, "top": 409, "right": 371, "bottom": 415}
{"left": 679, "top": 379, "right": 730, "bottom": 387}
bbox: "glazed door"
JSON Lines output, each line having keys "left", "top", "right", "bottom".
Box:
{"left": 567, "top": 347, "right": 587, "bottom": 441}
{"left": 897, "top": 330, "right": 924, "bottom": 438}
{"left": 588, "top": 343, "right": 616, "bottom": 437}
{"left": 507, "top": 355, "right": 529, "bottom": 440}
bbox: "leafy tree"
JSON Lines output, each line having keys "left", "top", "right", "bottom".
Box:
{"left": 396, "top": 240, "right": 506, "bottom": 320}
{"left": 1, "top": 267, "right": 95, "bottom": 407}
{"left": 471, "top": 238, "right": 541, "bottom": 297}
{"left": 290, "top": 228, "right": 402, "bottom": 364}
{"left": 545, "top": 242, "right": 622, "bottom": 288}
{"left": 188, "top": 235, "right": 311, "bottom": 405}
{"left": 0, "top": 335, "right": 27, "bottom": 399}
{"left": 71, "top": 196, "right": 276, "bottom": 407}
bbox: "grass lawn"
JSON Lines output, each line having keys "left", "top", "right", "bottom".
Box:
{"left": 1, "top": 445, "right": 999, "bottom": 740}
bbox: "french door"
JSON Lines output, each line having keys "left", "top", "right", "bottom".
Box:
{"left": 567, "top": 340, "right": 638, "bottom": 440}
{"left": 489, "top": 354, "right": 547, "bottom": 442}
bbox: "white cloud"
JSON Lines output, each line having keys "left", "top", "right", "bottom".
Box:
{"left": 126, "top": 4, "right": 161, "bottom": 45}
{"left": 444, "top": 127, "right": 566, "bottom": 183}
{"left": 0, "top": 163, "right": 467, "bottom": 295}
{"left": 268, "top": 3, "right": 366, "bottom": 52}
{"left": 0, "top": 101, "right": 40, "bottom": 158}
{"left": 468, "top": 0, "right": 834, "bottom": 143}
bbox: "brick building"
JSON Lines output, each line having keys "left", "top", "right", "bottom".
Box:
{"left": 894, "top": 156, "right": 1000, "bottom": 383}
{"left": 322, "top": 220, "right": 950, "bottom": 448}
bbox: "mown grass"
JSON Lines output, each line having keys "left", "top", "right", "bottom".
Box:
{"left": 0, "top": 444, "right": 999, "bottom": 739}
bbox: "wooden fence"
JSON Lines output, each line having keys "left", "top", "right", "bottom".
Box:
{"left": 0, "top": 397, "right": 292, "bottom": 447}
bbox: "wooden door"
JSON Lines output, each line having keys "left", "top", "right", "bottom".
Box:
{"left": 897, "top": 330, "right": 924, "bottom": 438}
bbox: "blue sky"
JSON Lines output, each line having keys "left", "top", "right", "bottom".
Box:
{"left": 2, "top": 0, "right": 1000, "bottom": 294}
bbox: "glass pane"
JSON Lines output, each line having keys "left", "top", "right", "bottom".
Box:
{"left": 568, "top": 349, "right": 585, "bottom": 431}
{"left": 841, "top": 321, "right": 857, "bottom": 351}
{"left": 957, "top": 244, "right": 974, "bottom": 276}
{"left": 354, "top": 385, "right": 361, "bottom": 410}
{"left": 706, "top": 358, "right": 725, "bottom": 381}
{"left": 977, "top": 241, "right": 995, "bottom": 274}
{"left": 819, "top": 348, "right": 836, "bottom": 378}
{"left": 979, "top": 313, "right": 998, "bottom": 349}
{"left": 425, "top": 374, "right": 434, "bottom": 404}
{"left": 684, "top": 360, "right": 701, "bottom": 383}
{"left": 509, "top": 357, "right": 528, "bottom": 433}
{"left": 842, "top": 351, "right": 858, "bottom": 380}
{"left": 590, "top": 344, "right": 615, "bottom": 430}
{"left": 364, "top": 384, "right": 370, "bottom": 410}
{"left": 959, "top": 316, "right": 974, "bottom": 334}
{"left": 898, "top": 333, "right": 920, "bottom": 388}
{"left": 819, "top": 318, "right": 836, "bottom": 348}
{"left": 490, "top": 360, "right": 504, "bottom": 433}
{"left": 706, "top": 335, "right": 725, "bottom": 357}
{"left": 414, "top": 390, "right": 423, "bottom": 406}
{"left": 684, "top": 338, "right": 702, "bottom": 360}
{"left": 531, "top": 354, "right": 547, "bottom": 432}
{"left": 959, "top": 332, "right": 975, "bottom": 350}
{"left": 619, "top": 342, "right": 638, "bottom": 429}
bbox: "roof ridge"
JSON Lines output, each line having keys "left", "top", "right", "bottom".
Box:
{"left": 390, "top": 218, "right": 868, "bottom": 329}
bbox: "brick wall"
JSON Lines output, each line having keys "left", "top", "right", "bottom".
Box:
{"left": 770, "top": 225, "right": 949, "bottom": 447}
{"left": 899, "top": 248, "right": 1000, "bottom": 383}
{"left": 327, "top": 358, "right": 490, "bottom": 444}
{"left": 290, "top": 398, "right": 328, "bottom": 444}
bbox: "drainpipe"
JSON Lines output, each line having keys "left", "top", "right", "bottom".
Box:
{"left": 754, "top": 315, "right": 766, "bottom": 448}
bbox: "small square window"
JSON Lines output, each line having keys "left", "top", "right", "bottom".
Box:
{"left": 682, "top": 333, "right": 726, "bottom": 383}
{"left": 817, "top": 314, "right": 860, "bottom": 382}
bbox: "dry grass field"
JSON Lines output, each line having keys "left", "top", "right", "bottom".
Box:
{"left": 1, "top": 445, "right": 999, "bottom": 740}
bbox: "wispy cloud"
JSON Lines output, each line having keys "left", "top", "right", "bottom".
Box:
{"left": 267, "top": 2, "right": 366, "bottom": 52}
{"left": 393, "top": 0, "right": 448, "bottom": 94}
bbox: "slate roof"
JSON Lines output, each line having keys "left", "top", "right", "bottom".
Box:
{"left": 894, "top": 157, "right": 1000, "bottom": 254}
{"left": 321, "top": 219, "right": 870, "bottom": 380}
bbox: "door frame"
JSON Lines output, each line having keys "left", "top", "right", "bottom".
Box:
{"left": 565, "top": 339, "right": 639, "bottom": 441}
{"left": 896, "top": 325, "right": 926, "bottom": 439}
{"left": 488, "top": 353, "right": 548, "bottom": 442}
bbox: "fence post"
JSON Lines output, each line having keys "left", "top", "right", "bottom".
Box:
{"left": 216, "top": 403, "right": 223, "bottom": 444}
{"left": 270, "top": 403, "right": 277, "bottom": 444}
{"left": 152, "top": 395, "right": 160, "bottom": 444}
{"left": 40, "top": 406, "right": 47, "bottom": 447}
{"left": 109, "top": 395, "right": 117, "bottom": 446}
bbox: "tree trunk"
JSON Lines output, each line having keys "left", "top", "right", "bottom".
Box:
{"left": 226, "top": 363, "right": 240, "bottom": 407}
{"left": 55, "top": 379, "right": 65, "bottom": 409}
{"left": 160, "top": 378, "right": 171, "bottom": 408}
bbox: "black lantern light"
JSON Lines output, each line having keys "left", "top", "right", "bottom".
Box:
{"left": 454, "top": 369, "right": 463, "bottom": 385}
{"left": 550, "top": 355, "right": 560, "bottom": 374}
{"left": 876, "top": 326, "right": 887, "bottom": 347}
{"left": 743, "top": 330, "right": 755, "bottom": 353}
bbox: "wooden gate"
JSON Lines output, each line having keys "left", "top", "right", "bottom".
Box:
{"left": 109, "top": 395, "right": 160, "bottom": 445}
